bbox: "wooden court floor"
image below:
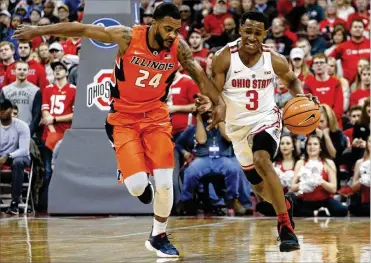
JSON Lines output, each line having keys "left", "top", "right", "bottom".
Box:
{"left": 0, "top": 215, "right": 369, "bottom": 263}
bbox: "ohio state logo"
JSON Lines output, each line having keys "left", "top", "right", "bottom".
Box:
{"left": 87, "top": 69, "right": 113, "bottom": 111}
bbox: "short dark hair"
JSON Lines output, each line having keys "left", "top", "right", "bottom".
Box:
{"left": 349, "top": 105, "right": 362, "bottom": 114}
{"left": 240, "top": 11, "right": 269, "bottom": 30}
{"left": 350, "top": 18, "right": 365, "bottom": 28}
{"left": 153, "top": 3, "right": 181, "bottom": 21}
{"left": 18, "top": 41, "right": 32, "bottom": 49}
{"left": 12, "top": 104, "right": 18, "bottom": 111}
{"left": 0, "top": 98, "right": 13, "bottom": 111}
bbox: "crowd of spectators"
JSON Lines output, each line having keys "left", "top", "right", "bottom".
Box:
{"left": 0, "top": 0, "right": 369, "bottom": 217}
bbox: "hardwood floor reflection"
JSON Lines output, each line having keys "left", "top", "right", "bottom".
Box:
{"left": 0, "top": 215, "right": 369, "bottom": 263}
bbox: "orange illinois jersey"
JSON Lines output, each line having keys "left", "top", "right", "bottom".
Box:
{"left": 110, "top": 25, "right": 179, "bottom": 113}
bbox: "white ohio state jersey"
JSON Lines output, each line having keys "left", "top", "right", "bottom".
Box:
{"left": 221, "top": 39, "right": 278, "bottom": 125}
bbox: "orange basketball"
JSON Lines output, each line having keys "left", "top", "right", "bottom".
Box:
{"left": 283, "top": 97, "right": 321, "bottom": 135}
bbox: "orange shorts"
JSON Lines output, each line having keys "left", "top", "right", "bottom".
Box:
{"left": 106, "top": 105, "right": 174, "bottom": 182}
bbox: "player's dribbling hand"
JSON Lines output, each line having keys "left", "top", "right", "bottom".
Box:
{"left": 12, "top": 24, "right": 38, "bottom": 41}
{"left": 296, "top": 93, "right": 320, "bottom": 105}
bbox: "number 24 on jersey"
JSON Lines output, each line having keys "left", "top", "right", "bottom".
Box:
{"left": 135, "top": 69, "right": 163, "bottom": 88}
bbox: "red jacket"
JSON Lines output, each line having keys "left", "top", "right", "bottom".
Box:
{"left": 61, "top": 38, "right": 82, "bottom": 55}
{"left": 304, "top": 75, "right": 344, "bottom": 121}
{"left": 204, "top": 13, "right": 232, "bottom": 35}
{"left": 320, "top": 18, "right": 346, "bottom": 33}
{"left": 192, "top": 48, "right": 209, "bottom": 72}
{"left": 329, "top": 38, "right": 370, "bottom": 84}
{"left": 2, "top": 60, "right": 49, "bottom": 93}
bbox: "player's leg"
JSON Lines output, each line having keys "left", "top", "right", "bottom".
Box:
{"left": 248, "top": 131, "right": 299, "bottom": 252}
{"left": 105, "top": 119, "right": 153, "bottom": 204}
{"left": 142, "top": 122, "right": 179, "bottom": 258}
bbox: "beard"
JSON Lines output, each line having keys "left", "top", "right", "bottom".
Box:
{"left": 190, "top": 43, "right": 201, "bottom": 50}
{"left": 0, "top": 115, "right": 11, "bottom": 122}
{"left": 154, "top": 31, "right": 166, "bottom": 50}
{"left": 20, "top": 54, "right": 30, "bottom": 61}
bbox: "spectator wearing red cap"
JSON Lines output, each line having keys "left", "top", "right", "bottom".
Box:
{"left": 2, "top": 41, "right": 49, "bottom": 93}
{"left": 204, "top": 0, "right": 232, "bottom": 36}
{"left": 329, "top": 19, "right": 370, "bottom": 84}
{"left": 304, "top": 53, "right": 344, "bottom": 123}
{"left": 188, "top": 29, "right": 209, "bottom": 71}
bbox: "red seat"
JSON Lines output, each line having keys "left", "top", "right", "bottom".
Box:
{"left": 1, "top": 165, "right": 31, "bottom": 172}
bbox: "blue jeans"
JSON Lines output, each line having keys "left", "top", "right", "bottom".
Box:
{"left": 180, "top": 156, "right": 242, "bottom": 202}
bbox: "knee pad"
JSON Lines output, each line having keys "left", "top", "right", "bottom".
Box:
{"left": 243, "top": 168, "right": 263, "bottom": 185}
{"left": 153, "top": 169, "right": 174, "bottom": 217}
{"left": 124, "top": 172, "right": 148, "bottom": 196}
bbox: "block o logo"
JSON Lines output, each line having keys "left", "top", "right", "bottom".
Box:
{"left": 89, "top": 18, "right": 121, "bottom": 49}
{"left": 87, "top": 69, "right": 113, "bottom": 111}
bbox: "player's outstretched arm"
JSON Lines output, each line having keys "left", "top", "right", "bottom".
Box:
{"left": 177, "top": 39, "right": 221, "bottom": 104}
{"left": 271, "top": 53, "right": 320, "bottom": 104}
{"left": 13, "top": 23, "right": 131, "bottom": 53}
{"left": 177, "top": 39, "right": 226, "bottom": 129}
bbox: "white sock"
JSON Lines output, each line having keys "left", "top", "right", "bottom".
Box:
{"left": 152, "top": 218, "right": 167, "bottom": 236}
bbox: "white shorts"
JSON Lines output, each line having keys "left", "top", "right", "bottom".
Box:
{"left": 226, "top": 106, "right": 282, "bottom": 170}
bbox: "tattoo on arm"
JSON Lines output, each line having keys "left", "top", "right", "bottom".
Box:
{"left": 177, "top": 39, "right": 204, "bottom": 86}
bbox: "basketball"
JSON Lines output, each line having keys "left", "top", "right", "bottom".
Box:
{"left": 283, "top": 97, "right": 321, "bottom": 135}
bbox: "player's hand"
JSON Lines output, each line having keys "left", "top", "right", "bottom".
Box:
{"left": 195, "top": 94, "right": 212, "bottom": 113}
{"left": 12, "top": 24, "right": 39, "bottom": 41}
{"left": 296, "top": 93, "right": 320, "bottom": 105}
{"left": 206, "top": 101, "right": 226, "bottom": 131}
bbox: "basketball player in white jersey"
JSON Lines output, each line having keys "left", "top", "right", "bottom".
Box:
{"left": 197, "top": 11, "right": 318, "bottom": 252}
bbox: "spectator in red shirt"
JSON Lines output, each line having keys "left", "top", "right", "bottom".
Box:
{"left": 304, "top": 53, "right": 344, "bottom": 122}
{"left": 188, "top": 29, "right": 209, "bottom": 71}
{"left": 179, "top": 5, "right": 193, "bottom": 39}
{"left": 319, "top": 3, "right": 346, "bottom": 34}
{"left": 0, "top": 41, "right": 16, "bottom": 88}
{"left": 327, "top": 57, "right": 350, "bottom": 112}
{"left": 168, "top": 70, "right": 199, "bottom": 138}
{"left": 204, "top": 0, "right": 232, "bottom": 36}
{"left": 329, "top": 19, "right": 370, "bottom": 84}
{"left": 289, "top": 48, "right": 311, "bottom": 82}
{"left": 350, "top": 65, "right": 370, "bottom": 108}
{"left": 347, "top": 0, "right": 369, "bottom": 32}
{"left": 2, "top": 41, "right": 49, "bottom": 93}
{"left": 61, "top": 37, "right": 82, "bottom": 56}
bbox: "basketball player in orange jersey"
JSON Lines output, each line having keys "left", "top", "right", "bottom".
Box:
{"left": 13, "top": 3, "right": 226, "bottom": 258}
{"left": 197, "top": 11, "right": 319, "bottom": 252}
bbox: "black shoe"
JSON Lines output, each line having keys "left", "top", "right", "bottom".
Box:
{"left": 278, "top": 225, "right": 300, "bottom": 252}
{"left": 138, "top": 181, "right": 154, "bottom": 204}
{"left": 176, "top": 200, "right": 197, "bottom": 215}
{"left": 277, "top": 193, "right": 296, "bottom": 233}
{"left": 6, "top": 201, "right": 19, "bottom": 215}
{"left": 145, "top": 231, "right": 179, "bottom": 258}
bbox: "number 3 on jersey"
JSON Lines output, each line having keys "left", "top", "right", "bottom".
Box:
{"left": 246, "top": 90, "right": 258, "bottom": 110}
{"left": 135, "top": 69, "right": 163, "bottom": 88}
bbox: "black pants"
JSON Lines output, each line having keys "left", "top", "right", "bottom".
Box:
{"left": 3, "top": 157, "right": 30, "bottom": 203}
{"left": 295, "top": 198, "right": 348, "bottom": 217}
